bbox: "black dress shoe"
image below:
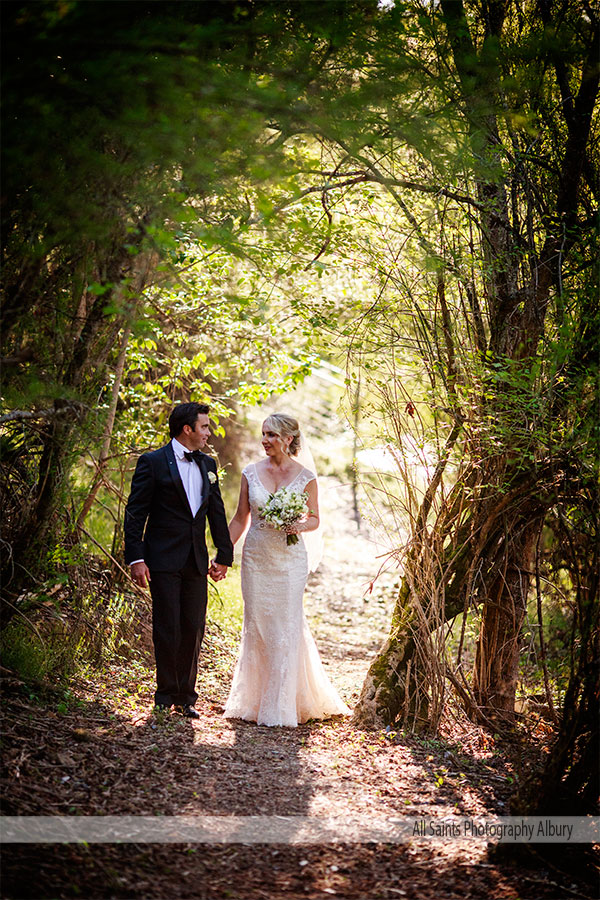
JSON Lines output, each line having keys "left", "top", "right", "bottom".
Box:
{"left": 179, "top": 705, "right": 200, "bottom": 719}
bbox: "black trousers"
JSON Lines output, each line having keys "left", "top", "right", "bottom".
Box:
{"left": 149, "top": 550, "right": 207, "bottom": 707}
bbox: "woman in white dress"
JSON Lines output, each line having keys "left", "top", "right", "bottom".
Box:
{"left": 224, "top": 413, "right": 350, "bottom": 727}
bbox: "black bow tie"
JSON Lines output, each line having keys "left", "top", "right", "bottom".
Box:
{"left": 183, "top": 451, "right": 198, "bottom": 462}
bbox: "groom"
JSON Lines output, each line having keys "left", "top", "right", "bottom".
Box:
{"left": 124, "top": 402, "right": 233, "bottom": 718}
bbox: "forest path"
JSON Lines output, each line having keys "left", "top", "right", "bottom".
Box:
{"left": 1, "top": 480, "right": 590, "bottom": 899}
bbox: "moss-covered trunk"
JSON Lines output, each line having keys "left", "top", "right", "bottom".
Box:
{"left": 352, "top": 469, "right": 548, "bottom": 732}
{"left": 352, "top": 579, "right": 419, "bottom": 730}
{"left": 352, "top": 552, "right": 468, "bottom": 730}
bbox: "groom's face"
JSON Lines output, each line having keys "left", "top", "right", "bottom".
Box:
{"left": 182, "top": 413, "right": 211, "bottom": 450}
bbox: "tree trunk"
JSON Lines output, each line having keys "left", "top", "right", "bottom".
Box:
{"left": 5, "top": 411, "right": 81, "bottom": 599}
{"left": 1, "top": 246, "right": 155, "bottom": 604}
{"left": 499, "top": 527, "right": 599, "bottom": 878}
{"left": 473, "top": 519, "right": 540, "bottom": 721}
{"left": 352, "top": 532, "right": 472, "bottom": 730}
{"left": 352, "top": 579, "right": 420, "bottom": 730}
{"left": 75, "top": 323, "right": 132, "bottom": 534}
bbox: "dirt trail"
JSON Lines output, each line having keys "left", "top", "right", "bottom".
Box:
{"left": 303, "top": 475, "right": 397, "bottom": 701}
{"left": 1, "top": 480, "right": 593, "bottom": 899}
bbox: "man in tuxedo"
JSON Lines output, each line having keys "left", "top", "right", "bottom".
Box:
{"left": 124, "top": 402, "right": 233, "bottom": 718}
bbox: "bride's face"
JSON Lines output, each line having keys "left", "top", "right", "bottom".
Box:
{"left": 262, "top": 424, "right": 291, "bottom": 456}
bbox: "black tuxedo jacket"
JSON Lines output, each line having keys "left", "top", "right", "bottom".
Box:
{"left": 124, "top": 443, "right": 233, "bottom": 574}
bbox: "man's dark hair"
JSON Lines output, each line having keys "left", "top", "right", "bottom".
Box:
{"left": 168, "top": 402, "right": 210, "bottom": 438}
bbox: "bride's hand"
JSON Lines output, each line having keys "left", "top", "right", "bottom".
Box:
{"left": 285, "top": 517, "right": 308, "bottom": 535}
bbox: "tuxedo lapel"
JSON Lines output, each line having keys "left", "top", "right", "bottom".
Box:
{"left": 196, "top": 454, "right": 210, "bottom": 516}
{"left": 164, "top": 443, "right": 192, "bottom": 515}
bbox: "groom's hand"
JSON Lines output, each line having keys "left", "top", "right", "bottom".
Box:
{"left": 130, "top": 561, "right": 151, "bottom": 590}
{"left": 209, "top": 561, "right": 227, "bottom": 582}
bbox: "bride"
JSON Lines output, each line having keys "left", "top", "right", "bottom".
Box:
{"left": 223, "top": 413, "right": 350, "bottom": 727}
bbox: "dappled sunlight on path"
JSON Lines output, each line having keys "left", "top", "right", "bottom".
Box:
{"left": 303, "top": 475, "right": 400, "bottom": 703}
{"left": 2, "top": 478, "right": 594, "bottom": 898}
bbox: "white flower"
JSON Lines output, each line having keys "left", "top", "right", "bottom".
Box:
{"left": 208, "top": 471, "right": 217, "bottom": 484}
{"left": 258, "top": 488, "right": 309, "bottom": 542}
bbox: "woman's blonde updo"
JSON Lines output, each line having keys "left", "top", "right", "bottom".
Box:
{"left": 263, "top": 413, "right": 301, "bottom": 456}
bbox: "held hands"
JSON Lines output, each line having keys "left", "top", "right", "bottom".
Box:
{"left": 209, "top": 560, "right": 228, "bottom": 582}
{"left": 130, "top": 560, "right": 227, "bottom": 585}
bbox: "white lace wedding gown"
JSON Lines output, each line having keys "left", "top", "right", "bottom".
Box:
{"left": 224, "top": 463, "right": 351, "bottom": 727}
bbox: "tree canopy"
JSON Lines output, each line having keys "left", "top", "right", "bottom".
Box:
{"left": 1, "top": 0, "right": 598, "bottom": 822}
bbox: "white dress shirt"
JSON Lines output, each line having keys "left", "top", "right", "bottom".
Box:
{"left": 172, "top": 437, "right": 203, "bottom": 516}
{"left": 129, "top": 438, "right": 204, "bottom": 566}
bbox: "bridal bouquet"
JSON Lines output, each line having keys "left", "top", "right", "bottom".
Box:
{"left": 258, "top": 488, "right": 309, "bottom": 546}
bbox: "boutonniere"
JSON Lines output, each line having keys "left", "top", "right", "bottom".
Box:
{"left": 207, "top": 471, "right": 217, "bottom": 484}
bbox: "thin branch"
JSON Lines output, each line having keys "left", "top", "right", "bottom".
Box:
{"left": 535, "top": 528, "right": 559, "bottom": 723}
{"left": 79, "top": 526, "right": 149, "bottom": 602}
{"left": 0, "top": 403, "right": 86, "bottom": 425}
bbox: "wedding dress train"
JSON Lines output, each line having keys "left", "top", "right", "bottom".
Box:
{"left": 224, "top": 463, "right": 351, "bottom": 727}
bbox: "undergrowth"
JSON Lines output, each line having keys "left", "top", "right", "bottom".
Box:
{"left": 0, "top": 556, "right": 245, "bottom": 696}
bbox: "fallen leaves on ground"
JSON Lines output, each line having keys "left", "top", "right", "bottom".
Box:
{"left": 1, "top": 482, "right": 595, "bottom": 899}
